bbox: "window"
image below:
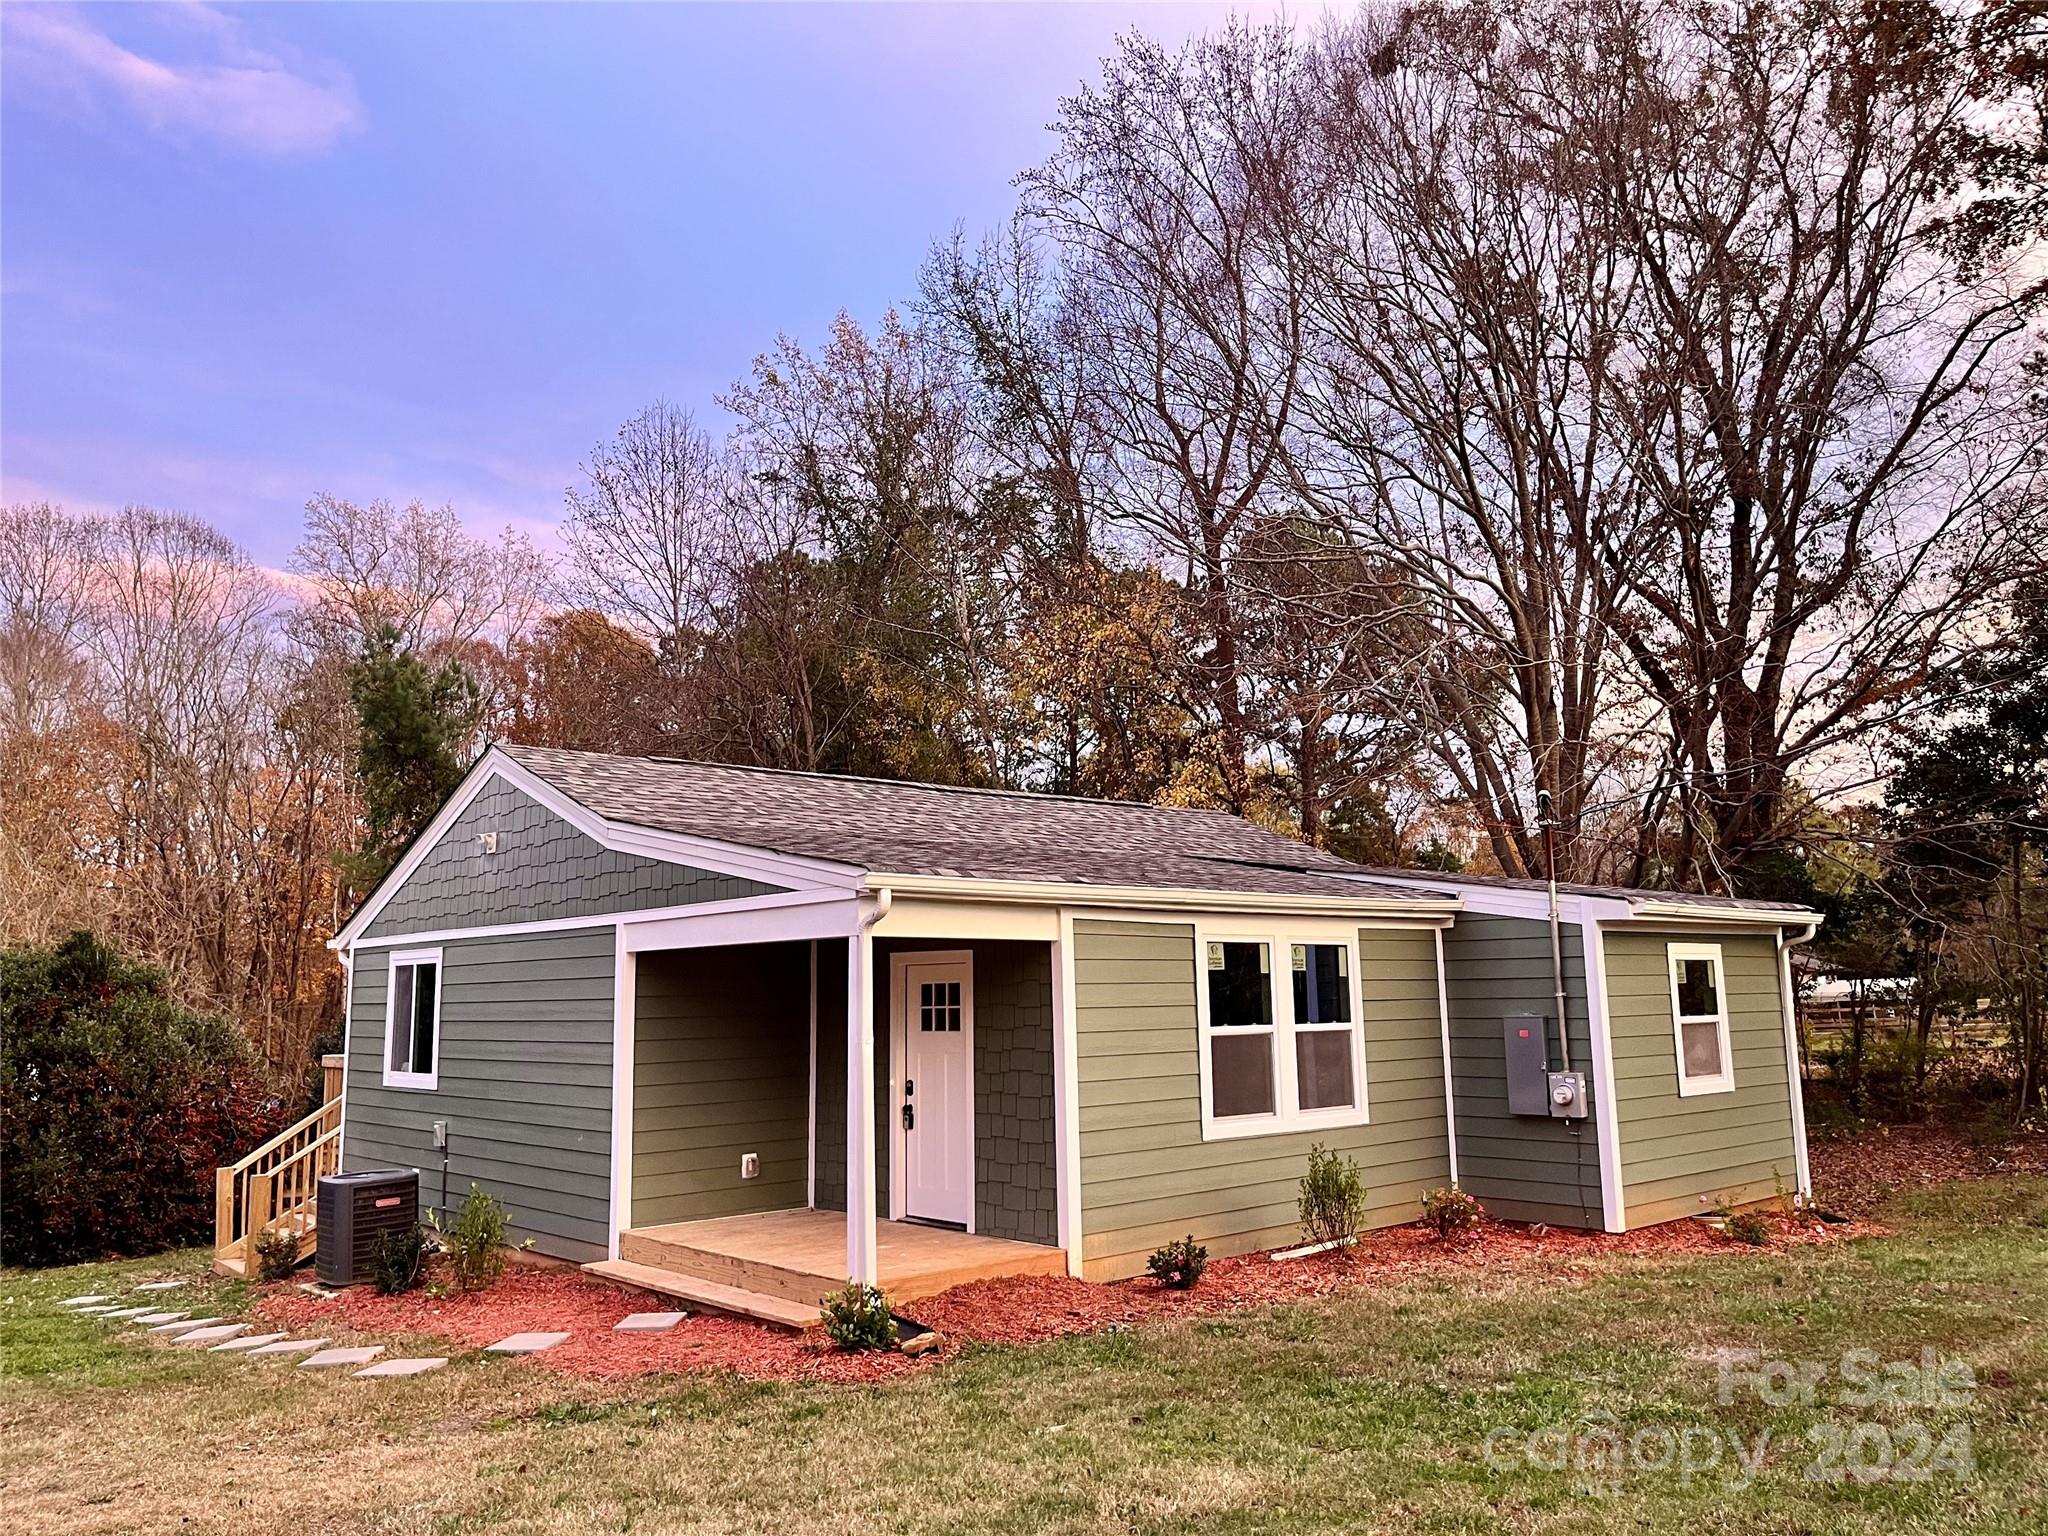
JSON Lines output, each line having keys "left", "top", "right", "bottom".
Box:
{"left": 918, "top": 979, "right": 962, "bottom": 1032}
{"left": 1667, "top": 942, "right": 1733, "bottom": 1096}
{"left": 1199, "top": 928, "right": 1367, "bottom": 1138}
{"left": 383, "top": 948, "right": 442, "bottom": 1089}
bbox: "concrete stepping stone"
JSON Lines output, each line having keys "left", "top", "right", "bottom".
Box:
{"left": 246, "top": 1337, "right": 329, "bottom": 1357}
{"left": 134, "top": 1280, "right": 186, "bottom": 1292}
{"left": 149, "top": 1316, "right": 225, "bottom": 1334}
{"left": 73, "top": 1305, "right": 122, "bottom": 1314}
{"left": 353, "top": 1357, "right": 447, "bottom": 1378}
{"left": 211, "top": 1332, "right": 291, "bottom": 1352}
{"left": 485, "top": 1331, "right": 570, "bottom": 1354}
{"left": 299, "top": 1346, "right": 383, "bottom": 1370}
{"left": 57, "top": 1295, "right": 111, "bottom": 1308}
{"left": 99, "top": 1306, "right": 157, "bottom": 1320}
{"left": 132, "top": 1311, "right": 189, "bottom": 1326}
{"left": 614, "top": 1311, "right": 687, "bottom": 1333}
{"left": 173, "top": 1323, "right": 249, "bottom": 1346}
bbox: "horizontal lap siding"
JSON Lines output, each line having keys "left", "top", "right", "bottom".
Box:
{"left": 1074, "top": 920, "right": 1451, "bottom": 1281}
{"left": 632, "top": 943, "right": 809, "bottom": 1226}
{"left": 1441, "top": 916, "right": 1603, "bottom": 1229}
{"left": 362, "top": 778, "right": 774, "bottom": 939}
{"left": 343, "top": 927, "right": 615, "bottom": 1261}
{"left": 1606, "top": 931, "right": 1797, "bottom": 1226}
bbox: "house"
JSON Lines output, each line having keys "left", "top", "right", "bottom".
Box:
{"left": 282, "top": 744, "right": 1819, "bottom": 1323}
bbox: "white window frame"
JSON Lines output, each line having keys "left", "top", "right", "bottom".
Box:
{"left": 1667, "top": 941, "right": 1734, "bottom": 1097}
{"left": 1195, "top": 920, "right": 1369, "bottom": 1141}
{"left": 382, "top": 946, "right": 443, "bottom": 1090}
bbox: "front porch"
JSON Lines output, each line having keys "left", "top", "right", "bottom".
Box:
{"left": 587, "top": 897, "right": 1074, "bottom": 1328}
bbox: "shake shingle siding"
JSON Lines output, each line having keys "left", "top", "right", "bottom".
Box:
{"left": 342, "top": 926, "right": 615, "bottom": 1261}
{"left": 1072, "top": 919, "right": 1451, "bottom": 1281}
{"left": 1440, "top": 915, "right": 1604, "bottom": 1229}
{"left": 1605, "top": 930, "right": 1797, "bottom": 1225}
{"left": 361, "top": 778, "right": 775, "bottom": 940}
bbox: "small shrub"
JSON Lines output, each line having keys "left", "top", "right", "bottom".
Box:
{"left": 1298, "top": 1142, "right": 1367, "bottom": 1246}
{"left": 1145, "top": 1234, "right": 1208, "bottom": 1289}
{"left": 250, "top": 1224, "right": 302, "bottom": 1281}
{"left": 820, "top": 1281, "right": 897, "bottom": 1351}
{"left": 433, "top": 1183, "right": 521, "bottom": 1292}
{"left": 369, "top": 1223, "right": 427, "bottom": 1294}
{"left": 1723, "top": 1209, "right": 1772, "bottom": 1246}
{"left": 1420, "top": 1185, "right": 1485, "bottom": 1241}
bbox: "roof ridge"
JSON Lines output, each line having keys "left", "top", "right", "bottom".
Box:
{"left": 501, "top": 741, "right": 1263, "bottom": 821}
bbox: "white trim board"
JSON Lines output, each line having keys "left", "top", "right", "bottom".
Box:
{"left": 608, "top": 931, "right": 636, "bottom": 1260}
{"left": 351, "top": 887, "right": 855, "bottom": 951}
{"left": 1580, "top": 902, "right": 1629, "bottom": 1232}
{"left": 1052, "top": 908, "right": 1083, "bottom": 1278}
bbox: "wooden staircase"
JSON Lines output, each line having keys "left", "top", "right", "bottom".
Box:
{"left": 214, "top": 1055, "right": 344, "bottom": 1277}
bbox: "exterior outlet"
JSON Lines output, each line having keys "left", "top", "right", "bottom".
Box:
{"left": 740, "top": 1152, "right": 760, "bottom": 1180}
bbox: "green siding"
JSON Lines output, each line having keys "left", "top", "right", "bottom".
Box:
{"left": 1440, "top": 914, "right": 1604, "bottom": 1229}
{"left": 631, "top": 942, "right": 810, "bottom": 1226}
{"left": 1605, "top": 930, "right": 1798, "bottom": 1226}
{"left": 343, "top": 927, "right": 614, "bottom": 1262}
{"left": 1073, "top": 919, "right": 1452, "bottom": 1281}
{"left": 362, "top": 778, "right": 775, "bottom": 939}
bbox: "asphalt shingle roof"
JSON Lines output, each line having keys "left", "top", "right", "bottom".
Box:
{"left": 500, "top": 744, "right": 1449, "bottom": 903}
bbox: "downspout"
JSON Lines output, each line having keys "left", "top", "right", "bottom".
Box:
{"left": 1776, "top": 916, "right": 1822, "bottom": 1201}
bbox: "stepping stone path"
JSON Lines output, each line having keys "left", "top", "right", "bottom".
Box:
{"left": 100, "top": 1306, "right": 157, "bottom": 1320}
{"left": 246, "top": 1337, "right": 329, "bottom": 1357}
{"left": 615, "top": 1312, "right": 687, "bottom": 1333}
{"left": 485, "top": 1331, "right": 570, "bottom": 1355}
{"left": 73, "top": 1305, "right": 122, "bottom": 1315}
{"left": 132, "top": 1312, "right": 189, "bottom": 1326}
{"left": 150, "top": 1316, "right": 224, "bottom": 1334}
{"left": 133, "top": 1280, "right": 186, "bottom": 1292}
{"left": 353, "top": 1357, "right": 447, "bottom": 1378}
{"left": 299, "top": 1346, "right": 383, "bottom": 1370}
{"left": 58, "top": 1296, "right": 111, "bottom": 1308}
{"left": 212, "top": 1332, "right": 291, "bottom": 1352}
{"left": 174, "top": 1323, "right": 249, "bottom": 1346}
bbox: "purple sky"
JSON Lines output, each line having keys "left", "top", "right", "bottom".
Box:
{"left": 2, "top": 1, "right": 1295, "bottom": 565}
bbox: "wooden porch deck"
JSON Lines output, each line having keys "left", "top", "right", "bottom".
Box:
{"left": 586, "top": 1208, "right": 1067, "bottom": 1329}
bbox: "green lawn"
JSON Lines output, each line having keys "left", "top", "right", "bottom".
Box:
{"left": 3, "top": 1179, "right": 2044, "bottom": 1535}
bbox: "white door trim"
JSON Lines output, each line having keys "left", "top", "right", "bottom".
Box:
{"left": 887, "top": 948, "right": 976, "bottom": 1231}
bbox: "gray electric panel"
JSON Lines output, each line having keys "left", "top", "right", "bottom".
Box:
{"left": 1504, "top": 1013, "right": 1553, "bottom": 1115}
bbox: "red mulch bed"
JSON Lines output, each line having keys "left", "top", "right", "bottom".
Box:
{"left": 251, "top": 1207, "right": 1878, "bottom": 1385}
{"left": 1810, "top": 1122, "right": 2048, "bottom": 1216}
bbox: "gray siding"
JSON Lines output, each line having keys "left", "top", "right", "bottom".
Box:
{"left": 1605, "top": 930, "right": 1798, "bottom": 1226}
{"left": 1073, "top": 920, "right": 1453, "bottom": 1281}
{"left": 813, "top": 938, "right": 1058, "bottom": 1246}
{"left": 631, "top": 943, "right": 810, "bottom": 1226}
{"left": 1441, "top": 915, "right": 1604, "bottom": 1229}
{"left": 363, "top": 778, "right": 775, "bottom": 939}
{"left": 343, "top": 926, "right": 614, "bottom": 1262}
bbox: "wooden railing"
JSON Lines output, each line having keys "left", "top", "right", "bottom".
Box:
{"left": 213, "top": 1055, "right": 346, "bottom": 1274}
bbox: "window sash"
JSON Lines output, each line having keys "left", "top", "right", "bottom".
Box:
{"left": 1667, "top": 942, "right": 1733, "bottom": 1095}
{"left": 384, "top": 950, "right": 441, "bottom": 1088}
{"left": 1198, "top": 928, "right": 1368, "bottom": 1137}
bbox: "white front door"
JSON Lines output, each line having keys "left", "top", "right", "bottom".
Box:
{"left": 896, "top": 952, "right": 973, "bottom": 1227}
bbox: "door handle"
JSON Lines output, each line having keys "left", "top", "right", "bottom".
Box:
{"left": 901, "top": 1102, "right": 915, "bottom": 1131}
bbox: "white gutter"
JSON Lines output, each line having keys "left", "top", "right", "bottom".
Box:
{"left": 1627, "top": 900, "right": 1826, "bottom": 928}
{"left": 865, "top": 871, "right": 1461, "bottom": 921}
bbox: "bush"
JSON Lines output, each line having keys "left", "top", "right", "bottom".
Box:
{"left": 251, "top": 1224, "right": 303, "bottom": 1282}
{"left": 1420, "top": 1185, "right": 1485, "bottom": 1240}
{"left": 1145, "top": 1234, "right": 1208, "bottom": 1289}
{"left": 820, "top": 1281, "right": 897, "bottom": 1350}
{"left": 1298, "top": 1142, "right": 1367, "bottom": 1246}
{"left": 434, "top": 1182, "right": 520, "bottom": 1292}
{"left": 0, "top": 932, "right": 288, "bottom": 1267}
{"left": 1722, "top": 1209, "right": 1772, "bottom": 1246}
{"left": 369, "top": 1223, "right": 427, "bottom": 1294}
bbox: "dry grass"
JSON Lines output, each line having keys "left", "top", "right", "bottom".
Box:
{"left": 4, "top": 1178, "right": 2045, "bottom": 1535}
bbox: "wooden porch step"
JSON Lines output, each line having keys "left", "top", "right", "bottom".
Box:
{"left": 617, "top": 1227, "right": 836, "bottom": 1306}
{"left": 582, "top": 1259, "right": 820, "bottom": 1332}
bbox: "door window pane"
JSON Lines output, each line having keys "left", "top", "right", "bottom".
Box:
{"left": 1206, "top": 941, "right": 1272, "bottom": 1028}
{"left": 1681, "top": 1019, "right": 1723, "bottom": 1079}
{"left": 1675, "top": 957, "right": 1719, "bottom": 1019}
{"left": 1291, "top": 943, "right": 1352, "bottom": 1025}
{"left": 1295, "top": 1029, "right": 1356, "bottom": 1111}
{"left": 1210, "top": 1031, "right": 1276, "bottom": 1117}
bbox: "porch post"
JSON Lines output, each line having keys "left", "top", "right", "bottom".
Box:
{"left": 846, "top": 912, "right": 880, "bottom": 1285}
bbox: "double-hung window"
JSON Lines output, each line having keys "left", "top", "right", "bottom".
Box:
{"left": 384, "top": 948, "right": 442, "bottom": 1090}
{"left": 1199, "top": 927, "right": 1368, "bottom": 1139}
{"left": 1667, "top": 942, "right": 1734, "bottom": 1096}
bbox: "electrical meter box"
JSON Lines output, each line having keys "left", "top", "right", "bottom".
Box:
{"left": 1504, "top": 1014, "right": 1552, "bottom": 1115}
{"left": 1546, "top": 1070, "right": 1588, "bottom": 1120}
